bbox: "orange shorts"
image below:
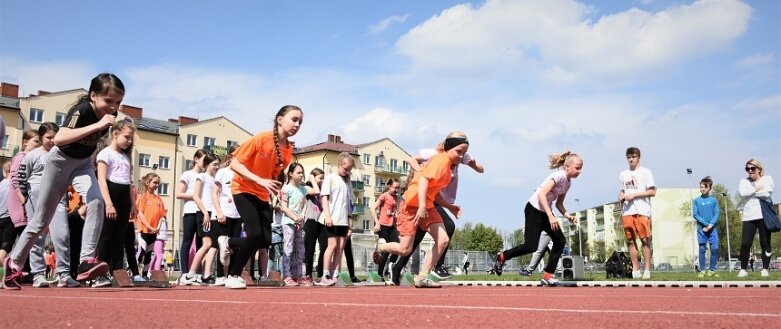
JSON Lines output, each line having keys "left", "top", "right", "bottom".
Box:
{"left": 622, "top": 214, "right": 652, "bottom": 240}
{"left": 396, "top": 204, "right": 443, "bottom": 236}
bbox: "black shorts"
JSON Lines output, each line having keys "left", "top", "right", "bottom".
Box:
{"left": 325, "top": 225, "right": 349, "bottom": 237}
{"left": 207, "top": 219, "right": 229, "bottom": 246}
{"left": 0, "top": 217, "right": 15, "bottom": 252}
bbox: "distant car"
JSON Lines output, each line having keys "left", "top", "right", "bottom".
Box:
{"left": 656, "top": 263, "right": 673, "bottom": 271}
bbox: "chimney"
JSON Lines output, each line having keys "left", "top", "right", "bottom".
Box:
{"left": 37, "top": 90, "right": 50, "bottom": 96}
{"left": 178, "top": 116, "right": 198, "bottom": 125}
{"left": 335, "top": 135, "right": 342, "bottom": 144}
{"left": 0, "top": 82, "right": 19, "bottom": 98}
{"left": 120, "top": 105, "right": 143, "bottom": 119}
{"left": 327, "top": 134, "right": 336, "bottom": 143}
{"left": 168, "top": 118, "right": 179, "bottom": 124}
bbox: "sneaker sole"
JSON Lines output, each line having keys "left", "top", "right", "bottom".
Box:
{"left": 76, "top": 262, "right": 109, "bottom": 281}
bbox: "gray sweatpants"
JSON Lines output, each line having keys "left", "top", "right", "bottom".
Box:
{"left": 10, "top": 147, "right": 104, "bottom": 267}
{"left": 25, "top": 184, "right": 70, "bottom": 275}
{"left": 526, "top": 231, "right": 553, "bottom": 271}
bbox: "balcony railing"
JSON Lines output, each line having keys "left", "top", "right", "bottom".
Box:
{"left": 375, "top": 185, "right": 386, "bottom": 195}
{"left": 0, "top": 145, "right": 20, "bottom": 158}
{"left": 352, "top": 204, "right": 365, "bottom": 214}
{"left": 351, "top": 180, "right": 365, "bottom": 191}
{"left": 374, "top": 164, "right": 408, "bottom": 175}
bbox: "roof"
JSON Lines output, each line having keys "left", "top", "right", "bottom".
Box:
{"left": 0, "top": 96, "right": 20, "bottom": 109}
{"left": 22, "top": 88, "right": 86, "bottom": 99}
{"left": 136, "top": 117, "right": 179, "bottom": 135}
{"left": 179, "top": 116, "right": 253, "bottom": 136}
{"left": 355, "top": 137, "right": 413, "bottom": 157}
{"left": 294, "top": 141, "right": 359, "bottom": 156}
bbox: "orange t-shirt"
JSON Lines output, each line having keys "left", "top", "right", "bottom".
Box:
{"left": 230, "top": 131, "right": 292, "bottom": 202}
{"left": 136, "top": 192, "right": 166, "bottom": 233}
{"left": 66, "top": 186, "right": 81, "bottom": 214}
{"left": 402, "top": 152, "right": 452, "bottom": 208}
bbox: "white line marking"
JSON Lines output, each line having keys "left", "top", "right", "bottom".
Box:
{"left": 4, "top": 294, "right": 254, "bottom": 304}
{"left": 270, "top": 301, "right": 781, "bottom": 318}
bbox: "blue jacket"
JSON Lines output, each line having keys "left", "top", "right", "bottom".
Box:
{"left": 692, "top": 195, "right": 719, "bottom": 233}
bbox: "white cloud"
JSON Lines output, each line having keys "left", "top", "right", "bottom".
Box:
{"left": 368, "top": 14, "right": 410, "bottom": 34}
{"left": 395, "top": 0, "right": 752, "bottom": 83}
{"left": 735, "top": 52, "right": 776, "bottom": 68}
{"left": 0, "top": 57, "right": 93, "bottom": 95}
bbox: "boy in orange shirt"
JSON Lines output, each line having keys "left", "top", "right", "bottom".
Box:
{"left": 374, "top": 134, "right": 469, "bottom": 288}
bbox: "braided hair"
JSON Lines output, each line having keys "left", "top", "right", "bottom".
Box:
{"left": 273, "top": 105, "right": 302, "bottom": 182}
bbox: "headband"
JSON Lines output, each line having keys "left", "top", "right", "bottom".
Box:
{"left": 443, "top": 137, "right": 469, "bottom": 151}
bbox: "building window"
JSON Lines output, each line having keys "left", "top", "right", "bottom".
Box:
{"left": 227, "top": 140, "right": 238, "bottom": 150}
{"left": 2, "top": 135, "right": 8, "bottom": 149}
{"left": 186, "top": 134, "right": 197, "bottom": 147}
{"left": 184, "top": 159, "right": 194, "bottom": 171}
{"left": 55, "top": 112, "right": 67, "bottom": 126}
{"left": 29, "top": 108, "right": 44, "bottom": 123}
{"left": 138, "top": 153, "right": 151, "bottom": 167}
{"left": 363, "top": 197, "right": 370, "bottom": 207}
{"left": 363, "top": 220, "right": 371, "bottom": 230}
{"left": 390, "top": 158, "right": 398, "bottom": 171}
{"left": 203, "top": 137, "right": 215, "bottom": 149}
{"left": 362, "top": 175, "right": 370, "bottom": 185}
{"left": 363, "top": 153, "right": 370, "bottom": 165}
{"left": 402, "top": 161, "right": 410, "bottom": 173}
{"left": 158, "top": 156, "right": 170, "bottom": 170}
{"left": 375, "top": 155, "right": 384, "bottom": 167}
{"left": 375, "top": 176, "right": 384, "bottom": 187}
{"left": 157, "top": 182, "right": 169, "bottom": 196}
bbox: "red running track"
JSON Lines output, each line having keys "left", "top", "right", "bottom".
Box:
{"left": 1, "top": 285, "right": 778, "bottom": 328}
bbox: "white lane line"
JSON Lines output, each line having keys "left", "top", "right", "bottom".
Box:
{"left": 4, "top": 294, "right": 254, "bottom": 304}
{"left": 270, "top": 301, "right": 781, "bottom": 318}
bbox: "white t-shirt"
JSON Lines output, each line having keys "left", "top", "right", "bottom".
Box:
{"left": 528, "top": 170, "right": 571, "bottom": 212}
{"left": 197, "top": 173, "right": 216, "bottom": 213}
{"left": 419, "top": 149, "right": 472, "bottom": 204}
{"left": 213, "top": 168, "right": 240, "bottom": 219}
{"left": 180, "top": 170, "right": 200, "bottom": 214}
{"left": 619, "top": 166, "right": 656, "bottom": 216}
{"left": 738, "top": 175, "right": 774, "bottom": 221}
{"left": 320, "top": 173, "right": 353, "bottom": 226}
{"left": 96, "top": 148, "right": 132, "bottom": 185}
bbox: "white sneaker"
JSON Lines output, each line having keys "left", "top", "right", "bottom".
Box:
{"left": 642, "top": 271, "right": 651, "bottom": 279}
{"left": 91, "top": 275, "right": 112, "bottom": 288}
{"left": 214, "top": 277, "right": 226, "bottom": 286}
{"left": 760, "top": 269, "right": 769, "bottom": 277}
{"left": 225, "top": 275, "right": 246, "bottom": 289}
{"left": 178, "top": 273, "right": 199, "bottom": 286}
{"left": 631, "top": 270, "right": 642, "bottom": 279}
{"left": 32, "top": 274, "right": 50, "bottom": 288}
{"left": 57, "top": 274, "right": 81, "bottom": 288}
{"left": 218, "top": 236, "right": 231, "bottom": 266}
{"left": 737, "top": 269, "right": 748, "bottom": 278}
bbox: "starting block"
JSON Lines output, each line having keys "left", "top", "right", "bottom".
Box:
{"left": 112, "top": 270, "right": 134, "bottom": 287}
{"left": 257, "top": 271, "right": 283, "bottom": 287}
{"left": 401, "top": 272, "right": 415, "bottom": 286}
{"left": 137, "top": 270, "right": 172, "bottom": 288}
{"left": 366, "top": 272, "right": 384, "bottom": 283}
{"left": 336, "top": 272, "right": 354, "bottom": 287}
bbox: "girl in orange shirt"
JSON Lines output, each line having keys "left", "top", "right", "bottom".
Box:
{"left": 221, "top": 105, "right": 303, "bottom": 289}
{"left": 375, "top": 133, "right": 469, "bottom": 288}
{"left": 136, "top": 173, "right": 167, "bottom": 276}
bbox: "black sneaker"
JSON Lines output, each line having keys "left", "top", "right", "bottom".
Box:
{"left": 519, "top": 268, "right": 533, "bottom": 276}
{"left": 350, "top": 276, "right": 362, "bottom": 283}
{"left": 76, "top": 258, "right": 109, "bottom": 281}
{"left": 492, "top": 252, "right": 505, "bottom": 276}
{"left": 200, "top": 276, "right": 216, "bottom": 285}
{"left": 389, "top": 270, "right": 400, "bottom": 286}
{"left": 431, "top": 267, "right": 452, "bottom": 280}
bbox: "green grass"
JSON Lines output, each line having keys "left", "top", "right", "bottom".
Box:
{"left": 452, "top": 270, "right": 781, "bottom": 281}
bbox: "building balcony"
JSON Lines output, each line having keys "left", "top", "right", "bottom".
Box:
{"left": 0, "top": 144, "right": 19, "bottom": 158}
{"left": 352, "top": 204, "right": 365, "bottom": 214}
{"left": 374, "top": 164, "right": 408, "bottom": 176}
{"left": 351, "top": 180, "right": 365, "bottom": 191}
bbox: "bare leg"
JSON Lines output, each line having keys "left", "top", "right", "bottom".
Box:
{"left": 418, "top": 223, "right": 449, "bottom": 280}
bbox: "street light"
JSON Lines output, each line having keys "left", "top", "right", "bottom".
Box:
{"left": 721, "top": 192, "right": 732, "bottom": 272}
{"left": 575, "top": 198, "right": 582, "bottom": 257}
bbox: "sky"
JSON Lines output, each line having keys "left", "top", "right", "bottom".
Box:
{"left": 1, "top": 0, "right": 779, "bottom": 234}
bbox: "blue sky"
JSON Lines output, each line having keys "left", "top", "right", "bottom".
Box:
{"left": 1, "top": 0, "right": 779, "bottom": 234}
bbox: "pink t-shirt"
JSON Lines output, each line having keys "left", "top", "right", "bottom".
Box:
{"left": 7, "top": 151, "right": 27, "bottom": 227}
{"left": 376, "top": 192, "right": 398, "bottom": 227}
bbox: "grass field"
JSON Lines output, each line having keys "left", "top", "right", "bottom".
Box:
{"left": 452, "top": 270, "right": 781, "bottom": 281}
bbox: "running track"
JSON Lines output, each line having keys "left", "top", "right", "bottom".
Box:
{"left": 1, "top": 285, "right": 778, "bottom": 328}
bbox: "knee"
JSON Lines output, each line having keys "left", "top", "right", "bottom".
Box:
{"left": 710, "top": 245, "right": 719, "bottom": 253}
{"left": 699, "top": 244, "right": 707, "bottom": 252}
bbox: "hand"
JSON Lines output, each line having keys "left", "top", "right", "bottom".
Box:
{"left": 255, "top": 178, "right": 282, "bottom": 196}
{"left": 703, "top": 227, "right": 709, "bottom": 233}
{"left": 105, "top": 204, "right": 117, "bottom": 220}
{"left": 467, "top": 158, "right": 477, "bottom": 167}
{"left": 449, "top": 204, "right": 462, "bottom": 219}
{"left": 373, "top": 224, "right": 380, "bottom": 234}
{"left": 130, "top": 207, "right": 138, "bottom": 220}
{"left": 203, "top": 219, "right": 211, "bottom": 231}
{"left": 623, "top": 193, "right": 635, "bottom": 202}
{"left": 565, "top": 213, "right": 577, "bottom": 224}
{"left": 217, "top": 213, "right": 226, "bottom": 224}
{"left": 98, "top": 114, "right": 116, "bottom": 129}
{"left": 347, "top": 227, "right": 352, "bottom": 238}
{"left": 325, "top": 218, "right": 333, "bottom": 227}
{"left": 413, "top": 207, "right": 428, "bottom": 227}
{"left": 548, "top": 214, "right": 559, "bottom": 231}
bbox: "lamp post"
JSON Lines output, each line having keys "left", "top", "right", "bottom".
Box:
{"left": 575, "top": 198, "right": 582, "bottom": 257}
{"left": 687, "top": 168, "right": 696, "bottom": 272}
{"left": 721, "top": 192, "right": 732, "bottom": 273}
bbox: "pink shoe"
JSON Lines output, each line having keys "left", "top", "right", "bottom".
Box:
{"left": 2, "top": 257, "right": 23, "bottom": 290}
{"left": 283, "top": 277, "right": 298, "bottom": 287}
{"left": 298, "top": 277, "right": 313, "bottom": 287}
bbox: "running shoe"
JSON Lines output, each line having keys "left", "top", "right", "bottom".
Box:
{"left": 540, "top": 272, "right": 559, "bottom": 287}
{"left": 32, "top": 274, "right": 49, "bottom": 288}
{"left": 372, "top": 238, "right": 386, "bottom": 265}
{"left": 91, "top": 275, "right": 112, "bottom": 288}
{"left": 642, "top": 270, "right": 651, "bottom": 279}
{"left": 298, "top": 276, "right": 313, "bottom": 287}
{"left": 414, "top": 278, "right": 442, "bottom": 288}
{"left": 350, "top": 276, "right": 363, "bottom": 283}
{"left": 214, "top": 277, "right": 227, "bottom": 286}
{"left": 57, "top": 274, "right": 81, "bottom": 288}
{"left": 225, "top": 275, "right": 246, "bottom": 289}
{"left": 631, "top": 270, "right": 642, "bottom": 279}
{"left": 697, "top": 271, "right": 706, "bottom": 278}
{"left": 315, "top": 276, "right": 336, "bottom": 287}
{"left": 389, "top": 270, "right": 400, "bottom": 286}
{"left": 178, "top": 273, "right": 199, "bottom": 286}
{"left": 218, "top": 236, "right": 231, "bottom": 267}
{"left": 283, "top": 277, "right": 298, "bottom": 287}
{"left": 492, "top": 252, "right": 505, "bottom": 276}
{"left": 761, "top": 269, "right": 769, "bottom": 277}
{"left": 200, "top": 276, "right": 216, "bottom": 285}
{"left": 431, "top": 267, "right": 451, "bottom": 280}
{"left": 519, "top": 268, "right": 533, "bottom": 276}
{"left": 132, "top": 274, "right": 148, "bottom": 282}
{"left": 2, "top": 257, "right": 23, "bottom": 290}
{"left": 737, "top": 269, "right": 748, "bottom": 278}
{"left": 707, "top": 270, "right": 720, "bottom": 278}
{"left": 75, "top": 258, "right": 109, "bottom": 282}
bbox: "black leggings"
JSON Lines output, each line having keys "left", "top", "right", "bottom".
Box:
{"left": 137, "top": 232, "right": 157, "bottom": 272}
{"left": 124, "top": 223, "right": 141, "bottom": 276}
{"left": 502, "top": 202, "right": 566, "bottom": 274}
{"left": 228, "top": 193, "right": 272, "bottom": 276}
{"left": 97, "top": 181, "right": 131, "bottom": 271}
{"left": 179, "top": 213, "right": 201, "bottom": 273}
{"left": 303, "top": 219, "right": 327, "bottom": 278}
{"left": 0, "top": 217, "right": 14, "bottom": 253}
{"left": 376, "top": 225, "right": 399, "bottom": 275}
{"left": 390, "top": 204, "right": 454, "bottom": 276}
{"left": 740, "top": 219, "right": 772, "bottom": 270}
{"left": 67, "top": 212, "right": 83, "bottom": 278}
{"left": 434, "top": 204, "right": 456, "bottom": 269}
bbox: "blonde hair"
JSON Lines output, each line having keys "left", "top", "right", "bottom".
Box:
{"left": 746, "top": 158, "right": 764, "bottom": 176}
{"left": 436, "top": 131, "right": 468, "bottom": 152}
{"left": 338, "top": 152, "right": 355, "bottom": 165}
{"left": 549, "top": 150, "right": 581, "bottom": 169}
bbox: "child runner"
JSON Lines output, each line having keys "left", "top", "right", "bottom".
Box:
{"left": 316, "top": 153, "right": 355, "bottom": 286}
{"left": 3, "top": 73, "right": 120, "bottom": 290}
{"left": 135, "top": 173, "right": 166, "bottom": 277}
{"left": 221, "top": 105, "right": 302, "bottom": 289}
{"left": 214, "top": 146, "right": 242, "bottom": 286}
{"left": 375, "top": 134, "right": 470, "bottom": 288}
{"left": 302, "top": 168, "right": 325, "bottom": 284}
{"left": 370, "top": 178, "right": 401, "bottom": 280}
{"left": 176, "top": 149, "right": 206, "bottom": 285}
{"left": 180, "top": 153, "right": 220, "bottom": 285}
{"left": 7, "top": 129, "right": 41, "bottom": 282}
{"left": 493, "top": 151, "right": 582, "bottom": 286}
{"left": 95, "top": 119, "right": 137, "bottom": 287}
{"left": 693, "top": 176, "right": 720, "bottom": 278}
{"left": 278, "top": 163, "right": 319, "bottom": 286}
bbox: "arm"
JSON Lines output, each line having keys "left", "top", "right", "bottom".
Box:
{"left": 321, "top": 195, "right": 333, "bottom": 227}
{"left": 466, "top": 157, "right": 485, "bottom": 173}
{"left": 54, "top": 114, "right": 114, "bottom": 146}
{"left": 434, "top": 193, "right": 461, "bottom": 219}
{"left": 212, "top": 181, "right": 225, "bottom": 224}
{"left": 134, "top": 196, "right": 155, "bottom": 232}
{"left": 370, "top": 194, "right": 384, "bottom": 232}
{"left": 279, "top": 189, "right": 303, "bottom": 224}
{"left": 692, "top": 200, "right": 709, "bottom": 227}
{"left": 755, "top": 176, "right": 774, "bottom": 198}
{"left": 10, "top": 154, "right": 25, "bottom": 204}
{"left": 192, "top": 178, "right": 208, "bottom": 215}
{"left": 229, "top": 158, "right": 281, "bottom": 195}
{"left": 305, "top": 174, "right": 321, "bottom": 195}
{"left": 175, "top": 178, "right": 194, "bottom": 201}
{"left": 413, "top": 177, "right": 429, "bottom": 225}
{"left": 738, "top": 179, "right": 756, "bottom": 198}
{"left": 709, "top": 198, "right": 720, "bottom": 228}
{"left": 408, "top": 155, "right": 423, "bottom": 172}
{"left": 624, "top": 187, "right": 657, "bottom": 201}
{"left": 537, "top": 178, "right": 561, "bottom": 231}
{"left": 96, "top": 161, "right": 116, "bottom": 220}
{"left": 555, "top": 191, "right": 577, "bottom": 224}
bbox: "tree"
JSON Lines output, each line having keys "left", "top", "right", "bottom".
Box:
{"left": 589, "top": 240, "right": 607, "bottom": 263}
{"left": 450, "top": 222, "right": 474, "bottom": 251}
{"left": 464, "top": 223, "right": 503, "bottom": 255}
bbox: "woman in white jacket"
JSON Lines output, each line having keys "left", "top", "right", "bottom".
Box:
{"left": 737, "top": 158, "right": 774, "bottom": 278}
